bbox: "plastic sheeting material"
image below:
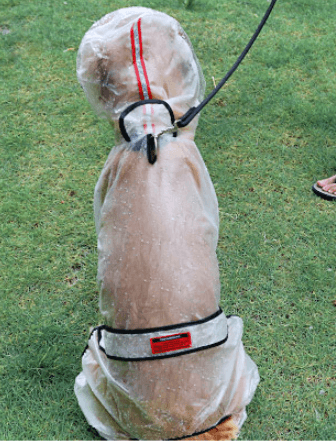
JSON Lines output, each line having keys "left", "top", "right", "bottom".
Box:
{"left": 75, "top": 6, "right": 259, "bottom": 440}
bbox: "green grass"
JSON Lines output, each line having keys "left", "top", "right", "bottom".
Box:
{"left": 1, "top": 0, "right": 336, "bottom": 439}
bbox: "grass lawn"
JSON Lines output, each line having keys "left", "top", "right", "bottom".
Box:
{"left": 1, "top": 0, "right": 335, "bottom": 439}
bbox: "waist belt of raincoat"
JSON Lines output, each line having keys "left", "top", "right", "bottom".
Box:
{"left": 93, "top": 308, "right": 228, "bottom": 361}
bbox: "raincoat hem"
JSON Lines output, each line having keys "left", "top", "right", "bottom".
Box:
{"left": 167, "top": 414, "right": 232, "bottom": 440}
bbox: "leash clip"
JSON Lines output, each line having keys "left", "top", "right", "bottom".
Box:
{"left": 155, "top": 121, "right": 179, "bottom": 138}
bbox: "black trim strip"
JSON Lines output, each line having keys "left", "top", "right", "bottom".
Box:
{"left": 81, "top": 344, "right": 89, "bottom": 358}
{"left": 99, "top": 308, "right": 223, "bottom": 335}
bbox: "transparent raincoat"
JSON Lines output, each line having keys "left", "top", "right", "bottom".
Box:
{"left": 75, "top": 7, "right": 259, "bottom": 440}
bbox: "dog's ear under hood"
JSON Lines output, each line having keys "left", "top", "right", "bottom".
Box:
{"left": 76, "top": 7, "right": 205, "bottom": 133}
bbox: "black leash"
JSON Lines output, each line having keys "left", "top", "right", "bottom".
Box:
{"left": 177, "top": 0, "right": 278, "bottom": 128}
{"left": 119, "top": 0, "right": 278, "bottom": 164}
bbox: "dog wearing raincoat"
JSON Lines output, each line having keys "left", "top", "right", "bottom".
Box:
{"left": 74, "top": 7, "right": 259, "bottom": 440}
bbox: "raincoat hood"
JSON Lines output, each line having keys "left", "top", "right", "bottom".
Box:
{"left": 77, "top": 7, "right": 205, "bottom": 137}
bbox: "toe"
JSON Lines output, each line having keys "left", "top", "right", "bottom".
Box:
{"left": 317, "top": 174, "right": 336, "bottom": 188}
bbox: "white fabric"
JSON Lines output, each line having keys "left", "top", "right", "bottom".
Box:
{"left": 75, "top": 6, "right": 259, "bottom": 440}
{"left": 97, "top": 309, "right": 227, "bottom": 360}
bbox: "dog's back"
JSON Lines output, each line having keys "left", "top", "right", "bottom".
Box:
{"left": 94, "top": 133, "right": 220, "bottom": 330}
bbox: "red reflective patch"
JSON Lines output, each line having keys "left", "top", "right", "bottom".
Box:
{"left": 150, "top": 332, "right": 192, "bottom": 354}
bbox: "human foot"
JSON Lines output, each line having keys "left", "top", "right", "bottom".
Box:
{"left": 316, "top": 174, "right": 336, "bottom": 194}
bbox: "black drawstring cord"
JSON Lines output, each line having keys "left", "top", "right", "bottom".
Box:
{"left": 176, "top": 0, "right": 278, "bottom": 128}
{"left": 119, "top": 99, "right": 177, "bottom": 142}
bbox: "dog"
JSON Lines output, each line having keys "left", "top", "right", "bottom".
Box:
{"left": 75, "top": 7, "right": 259, "bottom": 440}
